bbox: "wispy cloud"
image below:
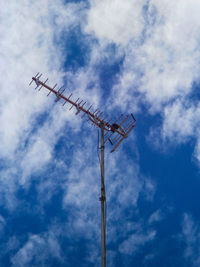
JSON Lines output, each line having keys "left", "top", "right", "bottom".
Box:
{"left": 181, "top": 213, "right": 200, "bottom": 267}
{"left": 11, "top": 229, "right": 62, "bottom": 267}
{"left": 148, "top": 209, "right": 163, "bottom": 224}
{"left": 119, "top": 227, "right": 156, "bottom": 255}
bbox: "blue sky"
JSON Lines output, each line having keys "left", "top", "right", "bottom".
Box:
{"left": 1, "top": 0, "right": 200, "bottom": 266}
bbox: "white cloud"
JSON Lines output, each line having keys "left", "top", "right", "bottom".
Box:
{"left": 0, "top": 1, "right": 56, "bottom": 158}
{"left": 162, "top": 100, "right": 200, "bottom": 142}
{"left": 119, "top": 0, "right": 200, "bottom": 109}
{"left": 119, "top": 228, "right": 156, "bottom": 255}
{"left": 0, "top": 215, "right": 6, "bottom": 234}
{"left": 181, "top": 213, "right": 200, "bottom": 267}
{"left": 85, "top": 0, "right": 200, "bottom": 162}
{"left": 0, "top": 0, "right": 94, "bottom": 203}
{"left": 86, "top": 0, "right": 145, "bottom": 45}
{"left": 11, "top": 235, "right": 45, "bottom": 266}
{"left": 0, "top": 2, "right": 162, "bottom": 266}
{"left": 61, "top": 136, "right": 156, "bottom": 263}
{"left": 0, "top": 0, "right": 88, "bottom": 161}
{"left": 148, "top": 99, "right": 200, "bottom": 161}
{"left": 11, "top": 230, "right": 62, "bottom": 267}
{"left": 148, "top": 209, "right": 163, "bottom": 224}
{"left": 6, "top": 236, "right": 20, "bottom": 251}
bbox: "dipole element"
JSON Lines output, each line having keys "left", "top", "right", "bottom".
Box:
{"left": 29, "top": 73, "right": 136, "bottom": 267}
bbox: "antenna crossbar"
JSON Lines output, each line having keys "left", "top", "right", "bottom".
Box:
{"left": 31, "top": 76, "right": 135, "bottom": 142}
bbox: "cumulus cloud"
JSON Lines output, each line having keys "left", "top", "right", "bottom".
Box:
{"left": 86, "top": 0, "right": 145, "bottom": 45}
{"left": 107, "top": 0, "right": 200, "bottom": 109}
{"left": 0, "top": 0, "right": 88, "bottom": 161}
{"left": 85, "top": 0, "right": 200, "bottom": 162}
{"left": 0, "top": 0, "right": 91, "bottom": 206}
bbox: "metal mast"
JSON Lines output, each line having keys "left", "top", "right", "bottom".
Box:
{"left": 100, "top": 125, "right": 106, "bottom": 267}
{"left": 29, "top": 73, "right": 136, "bottom": 267}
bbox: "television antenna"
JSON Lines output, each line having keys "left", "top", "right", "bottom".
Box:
{"left": 29, "top": 73, "right": 136, "bottom": 267}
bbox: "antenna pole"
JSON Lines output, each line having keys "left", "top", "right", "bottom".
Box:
{"left": 100, "top": 124, "right": 106, "bottom": 267}
{"left": 29, "top": 74, "right": 136, "bottom": 267}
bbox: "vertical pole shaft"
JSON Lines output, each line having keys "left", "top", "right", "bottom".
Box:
{"left": 100, "top": 126, "right": 106, "bottom": 267}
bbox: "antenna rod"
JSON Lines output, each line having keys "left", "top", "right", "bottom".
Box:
{"left": 100, "top": 124, "right": 106, "bottom": 267}
{"left": 31, "top": 77, "right": 125, "bottom": 137}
